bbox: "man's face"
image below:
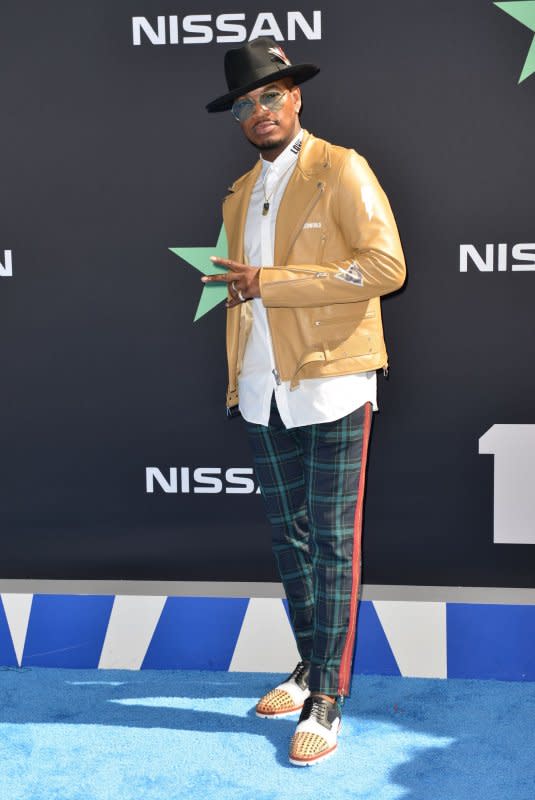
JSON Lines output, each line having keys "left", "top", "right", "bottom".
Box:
{"left": 237, "top": 79, "right": 301, "bottom": 160}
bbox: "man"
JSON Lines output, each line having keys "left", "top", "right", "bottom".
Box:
{"left": 203, "top": 37, "right": 406, "bottom": 766}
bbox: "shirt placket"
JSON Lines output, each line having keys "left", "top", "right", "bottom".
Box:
{"left": 263, "top": 165, "right": 295, "bottom": 428}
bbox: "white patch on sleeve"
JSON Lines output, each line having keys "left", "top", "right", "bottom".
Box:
{"left": 303, "top": 221, "right": 322, "bottom": 229}
{"left": 361, "top": 184, "right": 375, "bottom": 221}
{"left": 335, "top": 261, "right": 364, "bottom": 286}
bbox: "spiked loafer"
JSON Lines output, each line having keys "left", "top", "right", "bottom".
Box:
{"left": 289, "top": 694, "right": 342, "bottom": 766}
{"left": 255, "top": 661, "right": 311, "bottom": 718}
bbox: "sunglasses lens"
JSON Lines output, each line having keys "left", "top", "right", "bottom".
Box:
{"left": 232, "top": 98, "right": 255, "bottom": 122}
{"left": 259, "top": 91, "right": 286, "bottom": 111}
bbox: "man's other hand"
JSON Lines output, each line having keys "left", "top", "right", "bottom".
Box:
{"left": 202, "top": 257, "right": 261, "bottom": 308}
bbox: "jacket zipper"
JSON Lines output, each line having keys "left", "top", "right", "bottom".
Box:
{"left": 314, "top": 316, "right": 357, "bottom": 327}
{"left": 266, "top": 271, "right": 329, "bottom": 288}
{"left": 318, "top": 232, "right": 327, "bottom": 265}
{"left": 313, "top": 310, "right": 376, "bottom": 326}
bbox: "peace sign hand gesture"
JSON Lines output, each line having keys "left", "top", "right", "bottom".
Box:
{"left": 202, "top": 257, "right": 261, "bottom": 308}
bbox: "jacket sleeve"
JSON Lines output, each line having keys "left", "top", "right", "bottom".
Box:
{"left": 259, "top": 150, "right": 406, "bottom": 308}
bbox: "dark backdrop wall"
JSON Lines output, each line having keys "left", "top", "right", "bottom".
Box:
{"left": 1, "top": 1, "right": 534, "bottom": 585}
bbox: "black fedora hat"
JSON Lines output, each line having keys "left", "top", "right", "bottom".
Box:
{"left": 206, "top": 37, "right": 319, "bottom": 113}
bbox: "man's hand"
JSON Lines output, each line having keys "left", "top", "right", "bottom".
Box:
{"left": 202, "top": 257, "right": 261, "bottom": 308}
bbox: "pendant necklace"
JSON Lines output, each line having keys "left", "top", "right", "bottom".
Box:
{"left": 261, "top": 161, "right": 296, "bottom": 216}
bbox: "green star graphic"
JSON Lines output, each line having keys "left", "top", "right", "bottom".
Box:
{"left": 495, "top": 1, "right": 535, "bottom": 82}
{"left": 169, "top": 224, "right": 228, "bottom": 321}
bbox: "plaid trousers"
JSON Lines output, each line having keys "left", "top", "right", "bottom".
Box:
{"left": 244, "top": 399, "right": 372, "bottom": 697}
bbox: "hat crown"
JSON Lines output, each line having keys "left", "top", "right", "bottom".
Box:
{"left": 224, "top": 37, "right": 292, "bottom": 93}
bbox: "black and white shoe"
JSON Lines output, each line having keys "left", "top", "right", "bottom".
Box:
{"left": 289, "top": 694, "right": 342, "bottom": 766}
{"left": 255, "top": 661, "right": 311, "bottom": 718}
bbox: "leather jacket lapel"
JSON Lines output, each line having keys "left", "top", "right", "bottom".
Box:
{"left": 275, "top": 171, "right": 325, "bottom": 266}
{"left": 274, "top": 131, "right": 329, "bottom": 266}
{"left": 223, "top": 160, "right": 262, "bottom": 263}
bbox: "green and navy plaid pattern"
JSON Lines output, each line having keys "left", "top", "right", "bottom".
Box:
{"left": 245, "top": 399, "right": 372, "bottom": 696}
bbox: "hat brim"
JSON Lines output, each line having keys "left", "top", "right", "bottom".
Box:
{"left": 206, "top": 64, "right": 319, "bottom": 113}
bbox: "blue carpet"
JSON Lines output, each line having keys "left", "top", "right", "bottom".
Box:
{"left": 0, "top": 668, "right": 533, "bottom": 800}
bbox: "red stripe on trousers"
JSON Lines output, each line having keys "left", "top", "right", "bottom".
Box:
{"left": 337, "top": 401, "right": 372, "bottom": 697}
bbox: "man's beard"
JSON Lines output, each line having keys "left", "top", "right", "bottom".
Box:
{"left": 244, "top": 126, "right": 285, "bottom": 152}
{"left": 254, "top": 139, "right": 283, "bottom": 151}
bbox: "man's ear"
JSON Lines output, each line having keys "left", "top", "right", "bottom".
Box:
{"left": 292, "top": 86, "right": 302, "bottom": 115}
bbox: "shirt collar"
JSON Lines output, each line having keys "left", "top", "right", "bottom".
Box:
{"left": 260, "top": 129, "right": 303, "bottom": 178}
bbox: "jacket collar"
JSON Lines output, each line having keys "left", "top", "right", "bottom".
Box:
{"left": 226, "top": 129, "right": 327, "bottom": 195}
{"left": 223, "top": 129, "right": 329, "bottom": 265}
{"left": 295, "top": 130, "right": 330, "bottom": 177}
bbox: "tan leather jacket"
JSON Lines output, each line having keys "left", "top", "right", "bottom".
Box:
{"left": 222, "top": 129, "right": 406, "bottom": 410}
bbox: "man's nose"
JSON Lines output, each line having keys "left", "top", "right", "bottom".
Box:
{"left": 250, "top": 97, "right": 271, "bottom": 117}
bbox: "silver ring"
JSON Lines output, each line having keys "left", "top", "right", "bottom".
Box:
{"left": 237, "top": 290, "right": 246, "bottom": 303}
{"left": 231, "top": 281, "right": 238, "bottom": 295}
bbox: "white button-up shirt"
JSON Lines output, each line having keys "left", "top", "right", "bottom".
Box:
{"left": 239, "top": 130, "right": 377, "bottom": 429}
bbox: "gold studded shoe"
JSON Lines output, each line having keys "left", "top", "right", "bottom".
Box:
{"left": 289, "top": 694, "right": 342, "bottom": 766}
{"left": 255, "top": 661, "right": 311, "bottom": 718}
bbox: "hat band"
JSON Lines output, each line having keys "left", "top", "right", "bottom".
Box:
{"left": 227, "top": 63, "right": 289, "bottom": 93}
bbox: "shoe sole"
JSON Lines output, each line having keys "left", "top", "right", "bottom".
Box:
{"left": 255, "top": 705, "right": 304, "bottom": 719}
